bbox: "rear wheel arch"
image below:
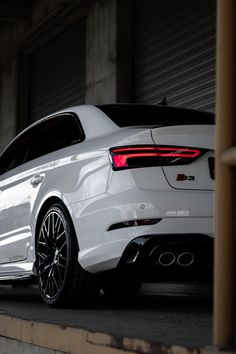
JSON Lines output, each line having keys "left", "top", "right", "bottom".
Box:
{"left": 35, "top": 197, "right": 78, "bottom": 249}
{"left": 34, "top": 198, "right": 100, "bottom": 307}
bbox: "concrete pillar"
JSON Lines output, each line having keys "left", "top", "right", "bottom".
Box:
{"left": 86, "top": 0, "right": 117, "bottom": 104}
{"left": 0, "top": 20, "right": 29, "bottom": 150}
{"left": 116, "top": 0, "right": 133, "bottom": 102}
{"left": 0, "top": 22, "right": 18, "bottom": 151}
{"left": 0, "top": 62, "right": 17, "bottom": 152}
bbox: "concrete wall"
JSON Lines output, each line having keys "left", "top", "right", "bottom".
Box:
{"left": 0, "top": 20, "right": 28, "bottom": 151}
{"left": 86, "top": 0, "right": 117, "bottom": 104}
{"left": 0, "top": 23, "right": 18, "bottom": 152}
{"left": 0, "top": 62, "right": 17, "bottom": 152}
{"left": 0, "top": 0, "right": 120, "bottom": 150}
{"left": 31, "top": 0, "right": 68, "bottom": 25}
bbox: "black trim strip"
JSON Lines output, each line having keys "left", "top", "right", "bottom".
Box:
{"left": 107, "top": 218, "right": 162, "bottom": 231}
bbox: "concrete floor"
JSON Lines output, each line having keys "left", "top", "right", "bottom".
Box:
{"left": 0, "top": 283, "right": 213, "bottom": 348}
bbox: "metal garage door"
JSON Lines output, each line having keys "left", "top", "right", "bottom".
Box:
{"left": 30, "top": 19, "right": 86, "bottom": 121}
{"left": 133, "top": 0, "right": 216, "bottom": 112}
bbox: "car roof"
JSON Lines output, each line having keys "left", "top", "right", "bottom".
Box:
{"left": 3, "top": 104, "right": 214, "bottom": 154}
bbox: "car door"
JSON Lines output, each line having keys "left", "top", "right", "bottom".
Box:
{"left": 0, "top": 179, "right": 3, "bottom": 234}
{"left": 0, "top": 132, "right": 34, "bottom": 264}
{"left": 0, "top": 112, "right": 85, "bottom": 266}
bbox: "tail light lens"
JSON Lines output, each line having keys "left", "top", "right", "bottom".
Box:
{"left": 109, "top": 145, "right": 206, "bottom": 170}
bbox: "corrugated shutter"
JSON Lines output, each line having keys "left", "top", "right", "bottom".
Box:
{"left": 133, "top": 0, "right": 216, "bottom": 112}
{"left": 30, "top": 19, "right": 86, "bottom": 121}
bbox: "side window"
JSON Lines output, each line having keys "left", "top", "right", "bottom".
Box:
{"left": 0, "top": 133, "right": 31, "bottom": 175}
{"left": 26, "top": 113, "right": 85, "bottom": 162}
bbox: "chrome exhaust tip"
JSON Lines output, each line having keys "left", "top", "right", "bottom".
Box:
{"left": 158, "top": 252, "right": 176, "bottom": 266}
{"left": 177, "top": 252, "right": 194, "bottom": 267}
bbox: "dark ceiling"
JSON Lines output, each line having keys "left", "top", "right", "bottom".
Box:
{"left": 0, "top": 0, "right": 30, "bottom": 21}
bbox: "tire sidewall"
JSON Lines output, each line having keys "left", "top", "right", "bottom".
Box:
{"left": 36, "top": 203, "right": 78, "bottom": 306}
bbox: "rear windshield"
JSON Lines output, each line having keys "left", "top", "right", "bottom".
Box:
{"left": 97, "top": 104, "right": 215, "bottom": 127}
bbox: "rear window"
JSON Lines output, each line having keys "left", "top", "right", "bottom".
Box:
{"left": 97, "top": 104, "right": 215, "bottom": 127}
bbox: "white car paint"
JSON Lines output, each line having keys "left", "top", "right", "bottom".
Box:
{"left": 0, "top": 104, "right": 214, "bottom": 280}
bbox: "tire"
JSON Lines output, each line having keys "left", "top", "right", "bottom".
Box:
{"left": 36, "top": 203, "right": 100, "bottom": 308}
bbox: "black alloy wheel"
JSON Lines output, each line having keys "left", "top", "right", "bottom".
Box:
{"left": 36, "top": 203, "right": 99, "bottom": 307}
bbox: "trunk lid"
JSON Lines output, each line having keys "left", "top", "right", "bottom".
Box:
{"left": 151, "top": 125, "right": 214, "bottom": 190}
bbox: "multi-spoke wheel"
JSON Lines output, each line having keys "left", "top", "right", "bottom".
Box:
{"left": 36, "top": 203, "right": 99, "bottom": 307}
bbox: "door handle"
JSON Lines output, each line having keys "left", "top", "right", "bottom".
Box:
{"left": 30, "top": 174, "right": 44, "bottom": 187}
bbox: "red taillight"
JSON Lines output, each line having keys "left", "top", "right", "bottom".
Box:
{"left": 109, "top": 145, "right": 205, "bottom": 170}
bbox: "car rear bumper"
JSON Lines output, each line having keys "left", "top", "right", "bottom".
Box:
{"left": 77, "top": 215, "right": 213, "bottom": 274}
{"left": 115, "top": 233, "right": 213, "bottom": 283}
{"left": 69, "top": 187, "right": 213, "bottom": 274}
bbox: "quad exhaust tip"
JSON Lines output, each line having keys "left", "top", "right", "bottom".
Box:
{"left": 157, "top": 251, "right": 195, "bottom": 267}
{"left": 158, "top": 252, "right": 176, "bottom": 266}
{"left": 177, "top": 252, "right": 195, "bottom": 267}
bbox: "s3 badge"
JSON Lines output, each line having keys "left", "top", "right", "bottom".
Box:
{"left": 176, "top": 174, "right": 195, "bottom": 181}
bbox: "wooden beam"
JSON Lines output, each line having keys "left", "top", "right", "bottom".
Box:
{"left": 213, "top": 0, "right": 236, "bottom": 349}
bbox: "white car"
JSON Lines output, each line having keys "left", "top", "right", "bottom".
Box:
{"left": 0, "top": 104, "right": 214, "bottom": 307}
